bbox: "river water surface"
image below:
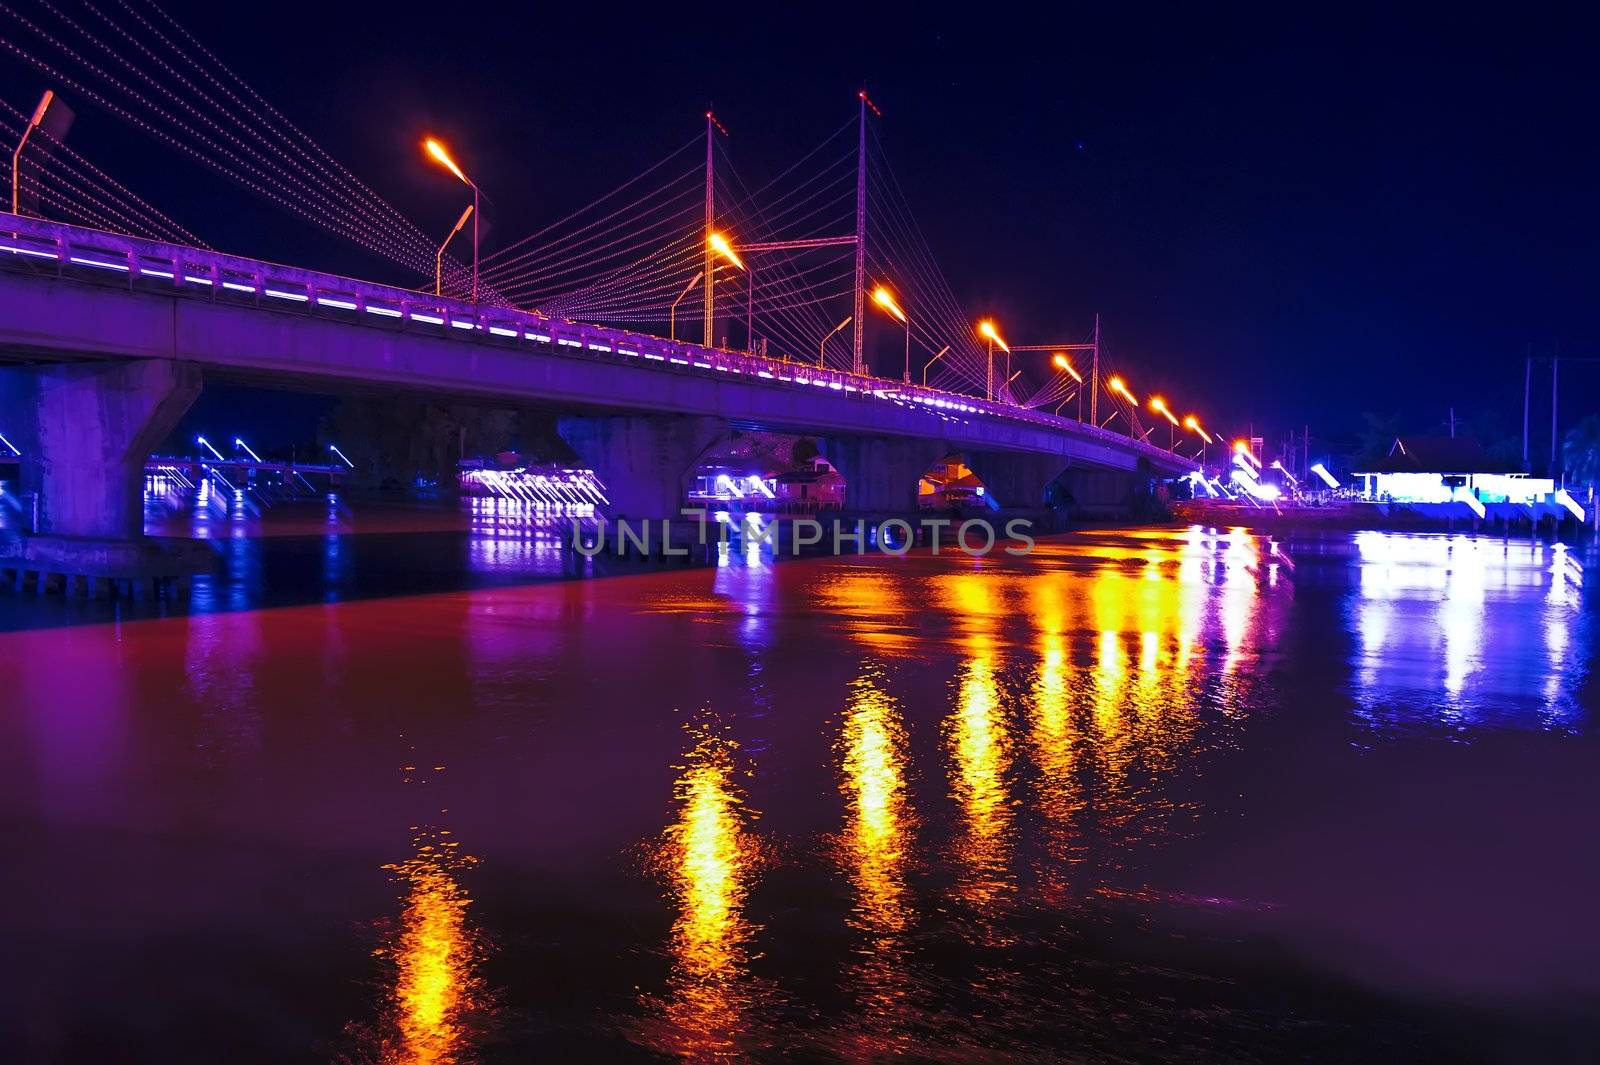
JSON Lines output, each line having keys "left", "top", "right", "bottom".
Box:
{"left": 1, "top": 497, "right": 1596, "bottom": 1062}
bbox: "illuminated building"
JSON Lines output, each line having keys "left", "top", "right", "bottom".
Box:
{"left": 1354, "top": 436, "right": 1585, "bottom": 522}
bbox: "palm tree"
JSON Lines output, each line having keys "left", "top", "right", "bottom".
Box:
{"left": 1562, "top": 414, "right": 1600, "bottom": 530}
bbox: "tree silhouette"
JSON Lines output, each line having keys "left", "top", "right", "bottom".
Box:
{"left": 1562, "top": 414, "right": 1600, "bottom": 529}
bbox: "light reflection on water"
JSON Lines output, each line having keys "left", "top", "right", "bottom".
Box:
{"left": 636, "top": 718, "right": 769, "bottom": 1060}
{"left": 936, "top": 573, "right": 1017, "bottom": 929}
{"left": 1348, "top": 531, "right": 1589, "bottom": 728}
{"left": 834, "top": 666, "right": 917, "bottom": 1053}
{"left": 375, "top": 832, "right": 484, "bottom": 1065}
{"left": 0, "top": 519, "right": 1595, "bottom": 1062}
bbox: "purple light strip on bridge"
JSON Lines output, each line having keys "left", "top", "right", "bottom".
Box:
{"left": 0, "top": 213, "right": 1192, "bottom": 470}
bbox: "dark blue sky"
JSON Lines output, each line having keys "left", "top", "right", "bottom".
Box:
{"left": 4, "top": 3, "right": 1595, "bottom": 454}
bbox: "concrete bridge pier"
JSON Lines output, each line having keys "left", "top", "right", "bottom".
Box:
{"left": 820, "top": 435, "right": 947, "bottom": 515}
{"left": 0, "top": 358, "right": 211, "bottom": 594}
{"left": 1059, "top": 459, "right": 1156, "bottom": 519}
{"left": 558, "top": 413, "right": 727, "bottom": 523}
{"left": 963, "top": 451, "right": 1070, "bottom": 511}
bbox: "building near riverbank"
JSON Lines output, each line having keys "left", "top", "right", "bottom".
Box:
{"left": 1354, "top": 436, "right": 1584, "bottom": 522}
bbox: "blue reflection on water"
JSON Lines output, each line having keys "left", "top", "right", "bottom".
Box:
{"left": 1347, "top": 532, "right": 1589, "bottom": 730}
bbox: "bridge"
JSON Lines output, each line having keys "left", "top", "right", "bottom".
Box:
{"left": 0, "top": 214, "right": 1191, "bottom": 581}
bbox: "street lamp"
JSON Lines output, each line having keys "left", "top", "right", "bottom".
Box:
{"left": 1149, "top": 396, "right": 1180, "bottom": 451}
{"left": 705, "top": 232, "right": 746, "bottom": 351}
{"left": 977, "top": 319, "right": 1010, "bottom": 402}
{"left": 1052, "top": 353, "right": 1084, "bottom": 421}
{"left": 1184, "top": 415, "right": 1213, "bottom": 465}
{"left": 1101, "top": 374, "right": 1138, "bottom": 432}
{"left": 423, "top": 137, "right": 480, "bottom": 303}
{"left": 819, "top": 314, "right": 853, "bottom": 368}
{"left": 434, "top": 203, "right": 474, "bottom": 297}
{"left": 669, "top": 270, "right": 704, "bottom": 342}
{"left": 668, "top": 235, "right": 745, "bottom": 345}
{"left": 922, "top": 344, "right": 951, "bottom": 387}
{"left": 872, "top": 285, "right": 910, "bottom": 383}
{"left": 10, "top": 90, "right": 54, "bottom": 216}
{"left": 708, "top": 231, "right": 745, "bottom": 270}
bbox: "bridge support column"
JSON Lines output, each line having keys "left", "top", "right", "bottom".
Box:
{"left": 0, "top": 359, "right": 209, "bottom": 591}
{"left": 963, "top": 451, "right": 1070, "bottom": 511}
{"left": 558, "top": 414, "right": 726, "bottom": 521}
{"left": 820, "top": 436, "right": 945, "bottom": 514}
{"left": 1059, "top": 460, "right": 1156, "bottom": 520}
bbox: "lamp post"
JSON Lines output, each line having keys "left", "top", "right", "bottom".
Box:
{"left": 1102, "top": 375, "right": 1137, "bottom": 432}
{"left": 922, "top": 345, "right": 951, "bottom": 387}
{"left": 1184, "top": 415, "right": 1213, "bottom": 466}
{"left": 705, "top": 232, "right": 745, "bottom": 349}
{"left": 669, "top": 270, "right": 704, "bottom": 342}
{"left": 871, "top": 285, "right": 910, "bottom": 383}
{"left": 434, "top": 203, "right": 474, "bottom": 297}
{"left": 819, "top": 314, "right": 853, "bottom": 368}
{"left": 10, "top": 90, "right": 54, "bottom": 216}
{"left": 977, "top": 319, "right": 1009, "bottom": 402}
{"left": 1149, "top": 396, "right": 1181, "bottom": 451}
{"left": 423, "top": 137, "right": 480, "bottom": 303}
{"left": 1051, "top": 353, "right": 1084, "bottom": 421}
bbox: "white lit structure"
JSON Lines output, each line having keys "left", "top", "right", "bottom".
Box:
{"left": 1355, "top": 436, "right": 1583, "bottom": 522}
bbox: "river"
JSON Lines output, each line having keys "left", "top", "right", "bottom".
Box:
{"left": 1, "top": 494, "right": 1596, "bottom": 1062}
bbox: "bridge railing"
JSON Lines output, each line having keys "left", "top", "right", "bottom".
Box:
{"left": 1, "top": 213, "right": 1190, "bottom": 470}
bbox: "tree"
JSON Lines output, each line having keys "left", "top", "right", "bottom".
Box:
{"left": 1562, "top": 415, "right": 1600, "bottom": 530}
{"left": 1356, "top": 412, "right": 1403, "bottom": 465}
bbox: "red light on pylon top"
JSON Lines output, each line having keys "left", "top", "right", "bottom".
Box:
{"left": 858, "top": 90, "right": 883, "bottom": 117}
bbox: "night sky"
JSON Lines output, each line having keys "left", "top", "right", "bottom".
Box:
{"left": 3, "top": 4, "right": 1596, "bottom": 454}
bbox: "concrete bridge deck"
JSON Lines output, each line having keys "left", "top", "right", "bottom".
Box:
{"left": 0, "top": 215, "right": 1192, "bottom": 584}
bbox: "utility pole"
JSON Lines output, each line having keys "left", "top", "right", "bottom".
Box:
{"left": 852, "top": 92, "right": 871, "bottom": 376}
{"left": 1551, "top": 349, "right": 1559, "bottom": 474}
{"left": 1522, "top": 346, "right": 1532, "bottom": 471}
{"left": 1447, "top": 407, "right": 1458, "bottom": 439}
{"left": 1089, "top": 313, "right": 1101, "bottom": 427}
{"left": 703, "top": 111, "right": 716, "bottom": 347}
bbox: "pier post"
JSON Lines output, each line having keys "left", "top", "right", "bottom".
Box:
{"left": 0, "top": 359, "right": 211, "bottom": 589}
{"left": 963, "top": 451, "right": 1071, "bottom": 511}
{"left": 819, "top": 435, "right": 944, "bottom": 515}
{"left": 557, "top": 414, "right": 726, "bottom": 523}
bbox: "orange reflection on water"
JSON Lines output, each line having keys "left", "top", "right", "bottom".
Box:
{"left": 839, "top": 669, "right": 914, "bottom": 938}
{"left": 819, "top": 570, "right": 917, "bottom": 653}
{"left": 378, "top": 833, "right": 483, "bottom": 1065}
{"left": 946, "top": 642, "right": 1014, "bottom": 916}
{"left": 835, "top": 667, "right": 918, "bottom": 1049}
{"left": 1029, "top": 623, "right": 1088, "bottom": 898}
{"left": 646, "top": 720, "right": 764, "bottom": 1060}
